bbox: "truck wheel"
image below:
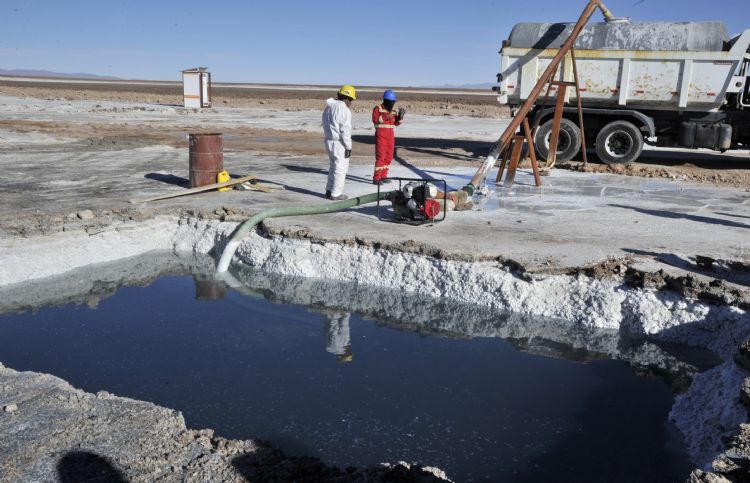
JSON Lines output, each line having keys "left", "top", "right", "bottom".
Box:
{"left": 534, "top": 118, "right": 581, "bottom": 164}
{"left": 595, "top": 121, "right": 644, "bottom": 165}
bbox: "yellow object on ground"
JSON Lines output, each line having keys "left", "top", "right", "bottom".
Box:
{"left": 217, "top": 170, "right": 231, "bottom": 192}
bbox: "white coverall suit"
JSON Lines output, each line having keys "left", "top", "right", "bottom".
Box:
{"left": 322, "top": 98, "right": 353, "bottom": 197}
{"left": 325, "top": 312, "right": 351, "bottom": 357}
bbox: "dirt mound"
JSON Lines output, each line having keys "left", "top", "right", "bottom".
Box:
{"left": 560, "top": 159, "right": 750, "bottom": 189}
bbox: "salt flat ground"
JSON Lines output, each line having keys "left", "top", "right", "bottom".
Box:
{"left": 0, "top": 91, "right": 748, "bottom": 277}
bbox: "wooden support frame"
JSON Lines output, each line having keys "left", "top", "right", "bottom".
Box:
{"left": 504, "top": 135, "right": 525, "bottom": 187}
{"left": 546, "top": 81, "right": 572, "bottom": 168}
{"left": 570, "top": 48, "right": 589, "bottom": 165}
{"left": 470, "top": 0, "right": 613, "bottom": 190}
{"left": 495, "top": 119, "right": 542, "bottom": 188}
{"left": 523, "top": 118, "right": 542, "bottom": 186}
{"left": 495, "top": 144, "right": 511, "bottom": 184}
{"left": 496, "top": 49, "right": 588, "bottom": 188}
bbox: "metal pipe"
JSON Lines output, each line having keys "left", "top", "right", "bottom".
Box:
{"left": 216, "top": 191, "right": 390, "bottom": 273}
{"left": 465, "top": 0, "right": 609, "bottom": 194}
{"left": 598, "top": 2, "right": 615, "bottom": 22}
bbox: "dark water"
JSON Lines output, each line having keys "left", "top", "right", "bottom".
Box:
{"left": 0, "top": 274, "right": 698, "bottom": 482}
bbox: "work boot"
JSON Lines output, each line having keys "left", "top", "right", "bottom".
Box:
{"left": 328, "top": 193, "right": 348, "bottom": 201}
{"left": 325, "top": 190, "right": 332, "bottom": 198}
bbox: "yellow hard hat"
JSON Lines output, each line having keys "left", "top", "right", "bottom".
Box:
{"left": 338, "top": 85, "right": 357, "bottom": 100}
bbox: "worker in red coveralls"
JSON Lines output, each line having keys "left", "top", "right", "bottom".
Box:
{"left": 372, "top": 90, "right": 406, "bottom": 185}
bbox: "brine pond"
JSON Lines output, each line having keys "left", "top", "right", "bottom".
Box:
{"left": 0, "top": 255, "right": 716, "bottom": 482}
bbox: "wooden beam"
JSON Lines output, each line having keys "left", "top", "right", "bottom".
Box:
{"left": 130, "top": 175, "right": 256, "bottom": 204}
{"left": 523, "top": 118, "right": 542, "bottom": 187}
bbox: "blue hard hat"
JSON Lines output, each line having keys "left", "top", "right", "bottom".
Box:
{"left": 383, "top": 90, "right": 397, "bottom": 102}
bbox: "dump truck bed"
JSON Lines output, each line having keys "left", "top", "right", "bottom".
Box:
{"left": 498, "top": 22, "right": 750, "bottom": 112}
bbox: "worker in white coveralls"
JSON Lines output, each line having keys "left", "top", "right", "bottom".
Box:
{"left": 325, "top": 311, "right": 353, "bottom": 363}
{"left": 322, "top": 85, "right": 356, "bottom": 200}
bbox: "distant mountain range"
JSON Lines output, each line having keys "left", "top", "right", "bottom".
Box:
{"left": 0, "top": 69, "right": 120, "bottom": 80}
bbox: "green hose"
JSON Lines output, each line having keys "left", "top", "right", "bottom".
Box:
{"left": 217, "top": 191, "right": 389, "bottom": 273}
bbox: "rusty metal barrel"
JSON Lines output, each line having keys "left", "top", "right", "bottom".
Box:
{"left": 189, "top": 133, "right": 224, "bottom": 188}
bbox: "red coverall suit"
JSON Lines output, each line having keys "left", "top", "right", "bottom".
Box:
{"left": 372, "top": 104, "right": 401, "bottom": 182}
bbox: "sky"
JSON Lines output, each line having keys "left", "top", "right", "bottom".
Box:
{"left": 1, "top": 0, "right": 748, "bottom": 87}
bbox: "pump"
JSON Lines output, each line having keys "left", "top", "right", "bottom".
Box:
{"left": 377, "top": 178, "right": 447, "bottom": 225}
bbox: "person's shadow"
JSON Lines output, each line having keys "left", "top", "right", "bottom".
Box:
{"left": 57, "top": 451, "right": 129, "bottom": 483}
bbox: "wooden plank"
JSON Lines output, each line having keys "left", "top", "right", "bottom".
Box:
{"left": 570, "top": 48, "right": 589, "bottom": 165}
{"left": 504, "top": 136, "right": 525, "bottom": 188}
{"left": 129, "top": 175, "right": 256, "bottom": 204}
{"left": 523, "top": 118, "right": 542, "bottom": 187}
{"left": 495, "top": 145, "right": 511, "bottom": 184}
{"left": 546, "top": 83, "right": 568, "bottom": 168}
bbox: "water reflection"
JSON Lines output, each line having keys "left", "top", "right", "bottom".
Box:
{"left": 221, "top": 264, "right": 716, "bottom": 391}
{"left": 323, "top": 311, "right": 353, "bottom": 363}
{"left": 193, "top": 274, "right": 228, "bottom": 301}
{"left": 0, "top": 251, "right": 717, "bottom": 390}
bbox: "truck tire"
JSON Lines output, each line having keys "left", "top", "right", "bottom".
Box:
{"left": 534, "top": 118, "right": 581, "bottom": 163}
{"left": 595, "top": 120, "right": 644, "bottom": 165}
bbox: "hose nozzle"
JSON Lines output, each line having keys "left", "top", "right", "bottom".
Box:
{"left": 598, "top": 1, "right": 629, "bottom": 23}
{"left": 598, "top": 2, "right": 615, "bottom": 21}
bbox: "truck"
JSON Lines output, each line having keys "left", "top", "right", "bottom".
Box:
{"left": 495, "top": 21, "right": 750, "bottom": 165}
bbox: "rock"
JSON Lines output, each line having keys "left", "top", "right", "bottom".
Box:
{"left": 741, "top": 378, "right": 750, "bottom": 408}
{"left": 0, "top": 364, "right": 455, "bottom": 482}
{"left": 686, "top": 469, "right": 732, "bottom": 482}
{"left": 422, "top": 465, "right": 451, "bottom": 480}
{"left": 713, "top": 455, "right": 740, "bottom": 473}
{"left": 735, "top": 341, "right": 750, "bottom": 373}
{"left": 77, "top": 210, "right": 95, "bottom": 221}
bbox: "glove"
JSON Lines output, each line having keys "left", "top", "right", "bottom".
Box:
{"left": 344, "top": 149, "right": 352, "bottom": 159}
{"left": 397, "top": 108, "right": 406, "bottom": 122}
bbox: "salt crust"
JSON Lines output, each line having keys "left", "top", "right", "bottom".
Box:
{"left": 2, "top": 216, "right": 747, "bottom": 468}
